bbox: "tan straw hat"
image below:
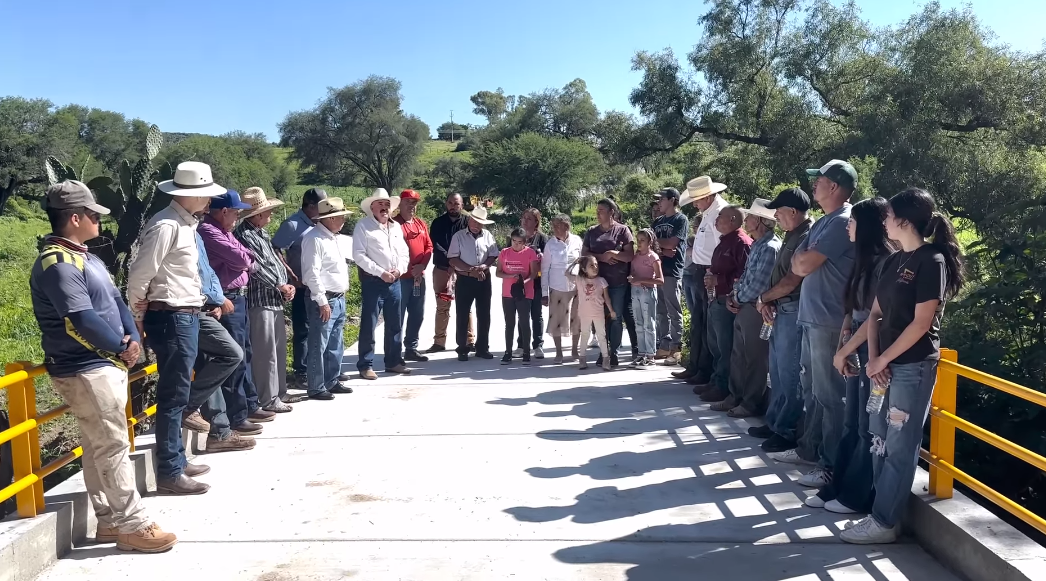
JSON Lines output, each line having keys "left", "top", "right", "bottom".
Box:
{"left": 469, "top": 205, "right": 495, "bottom": 225}
{"left": 685, "top": 176, "right": 728, "bottom": 201}
{"left": 360, "top": 188, "right": 400, "bottom": 217}
{"left": 239, "top": 187, "right": 284, "bottom": 220}
{"left": 741, "top": 198, "right": 777, "bottom": 221}
{"left": 316, "top": 197, "right": 354, "bottom": 219}
{"left": 157, "top": 161, "right": 227, "bottom": 197}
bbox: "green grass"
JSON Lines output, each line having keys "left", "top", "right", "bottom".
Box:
{"left": 417, "top": 140, "right": 465, "bottom": 172}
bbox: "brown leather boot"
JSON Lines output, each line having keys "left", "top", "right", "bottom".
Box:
{"left": 116, "top": 523, "right": 178, "bottom": 553}
{"left": 206, "top": 432, "right": 256, "bottom": 453}
{"left": 157, "top": 474, "right": 210, "bottom": 496}
{"left": 95, "top": 525, "right": 119, "bottom": 543}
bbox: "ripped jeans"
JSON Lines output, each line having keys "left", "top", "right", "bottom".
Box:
{"left": 869, "top": 359, "right": 938, "bottom": 528}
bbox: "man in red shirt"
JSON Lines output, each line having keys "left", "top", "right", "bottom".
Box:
{"left": 395, "top": 190, "right": 434, "bottom": 362}
{"left": 702, "top": 206, "right": 752, "bottom": 403}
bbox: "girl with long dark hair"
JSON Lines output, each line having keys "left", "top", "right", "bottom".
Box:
{"left": 806, "top": 197, "right": 892, "bottom": 513}
{"left": 840, "top": 188, "right": 965, "bottom": 545}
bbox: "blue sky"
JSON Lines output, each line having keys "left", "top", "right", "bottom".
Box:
{"left": 2, "top": 0, "right": 1042, "bottom": 141}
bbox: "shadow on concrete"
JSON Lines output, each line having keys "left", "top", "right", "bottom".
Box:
{"left": 497, "top": 381, "right": 957, "bottom": 581}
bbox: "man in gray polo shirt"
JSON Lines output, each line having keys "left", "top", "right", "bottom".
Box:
{"left": 767, "top": 160, "right": 856, "bottom": 491}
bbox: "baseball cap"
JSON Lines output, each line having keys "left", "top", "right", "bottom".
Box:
{"left": 656, "top": 187, "right": 681, "bottom": 202}
{"left": 400, "top": 189, "right": 421, "bottom": 200}
{"left": 44, "top": 180, "right": 111, "bottom": 215}
{"left": 806, "top": 159, "right": 858, "bottom": 190}
{"left": 765, "top": 187, "right": 811, "bottom": 212}
{"left": 303, "top": 187, "right": 328, "bottom": 206}
{"left": 210, "top": 190, "right": 252, "bottom": 210}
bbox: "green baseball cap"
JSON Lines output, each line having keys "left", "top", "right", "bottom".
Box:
{"left": 806, "top": 159, "right": 858, "bottom": 190}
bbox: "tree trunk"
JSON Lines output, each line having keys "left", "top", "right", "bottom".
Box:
{"left": 0, "top": 177, "right": 16, "bottom": 215}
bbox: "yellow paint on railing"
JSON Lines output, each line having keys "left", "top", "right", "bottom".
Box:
{"left": 0, "top": 361, "right": 158, "bottom": 518}
{"left": 923, "top": 348, "right": 1046, "bottom": 537}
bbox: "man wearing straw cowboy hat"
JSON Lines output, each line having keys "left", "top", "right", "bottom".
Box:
{"left": 31, "top": 180, "right": 177, "bottom": 552}
{"left": 127, "top": 161, "right": 226, "bottom": 496}
{"left": 353, "top": 188, "right": 412, "bottom": 380}
{"left": 448, "top": 204, "right": 500, "bottom": 361}
{"left": 673, "top": 176, "right": 729, "bottom": 387}
{"left": 300, "top": 196, "right": 355, "bottom": 399}
{"left": 235, "top": 187, "right": 298, "bottom": 412}
{"left": 708, "top": 198, "right": 781, "bottom": 418}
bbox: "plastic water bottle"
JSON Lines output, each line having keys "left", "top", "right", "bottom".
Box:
{"left": 413, "top": 277, "right": 422, "bottom": 297}
{"left": 846, "top": 352, "right": 860, "bottom": 376}
{"left": 759, "top": 316, "right": 774, "bottom": 340}
{"left": 867, "top": 377, "right": 889, "bottom": 414}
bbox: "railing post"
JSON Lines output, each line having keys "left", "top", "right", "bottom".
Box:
{"left": 22, "top": 366, "right": 44, "bottom": 512}
{"left": 126, "top": 378, "right": 135, "bottom": 453}
{"left": 929, "top": 348, "right": 958, "bottom": 499}
{"left": 4, "top": 363, "right": 38, "bottom": 518}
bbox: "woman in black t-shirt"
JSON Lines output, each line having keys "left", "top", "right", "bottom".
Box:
{"left": 840, "top": 188, "right": 965, "bottom": 545}
{"left": 809, "top": 197, "right": 892, "bottom": 514}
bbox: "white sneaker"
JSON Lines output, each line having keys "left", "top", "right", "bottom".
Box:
{"left": 513, "top": 348, "right": 524, "bottom": 357}
{"left": 767, "top": 449, "right": 816, "bottom": 466}
{"left": 798, "top": 467, "right": 832, "bottom": 488}
{"left": 825, "top": 499, "right": 858, "bottom": 514}
{"left": 804, "top": 495, "right": 826, "bottom": 508}
{"left": 839, "top": 516, "right": 898, "bottom": 544}
{"left": 533, "top": 349, "right": 544, "bottom": 360}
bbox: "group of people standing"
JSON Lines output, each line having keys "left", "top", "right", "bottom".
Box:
{"left": 668, "top": 160, "right": 965, "bottom": 545}
{"left": 25, "top": 154, "right": 964, "bottom": 555}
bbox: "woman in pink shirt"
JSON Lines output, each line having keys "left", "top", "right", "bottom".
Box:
{"left": 496, "top": 228, "right": 540, "bottom": 365}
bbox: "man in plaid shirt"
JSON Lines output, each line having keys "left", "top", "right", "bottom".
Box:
{"left": 235, "top": 188, "right": 298, "bottom": 413}
{"left": 709, "top": 199, "right": 781, "bottom": 418}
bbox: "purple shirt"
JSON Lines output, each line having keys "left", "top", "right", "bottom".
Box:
{"left": 198, "top": 215, "right": 253, "bottom": 290}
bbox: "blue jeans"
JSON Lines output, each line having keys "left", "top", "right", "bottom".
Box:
{"left": 306, "top": 295, "right": 346, "bottom": 396}
{"left": 819, "top": 318, "right": 875, "bottom": 511}
{"left": 681, "top": 273, "right": 701, "bottom": 314}
{"left": 606, "top": 285, "right": 628, "bottom": 356}
{"left": 682, "top": 267, "right": 713, "bottom": 380}
{"left": 194, "top": 313, "right": 241, "bottom": 438}
{"left": 290, "top": 289, "right": 309, "bottom": 377}
{"left": 766, "top": 301, "right": 803, "bottom": 441}
{"left": 399, "top": 277, "right": 425, "bottom": 352}
{"left": 143, "top": 310, "right": 200, "bottom": 480}
{"left": 218, "top": 294, "right": 258, "bottom": 425}
{"left": 359, "top": 275, "right": 404, "bottom": 372}
{"left": 706, "top": 297, "right": 735, "bottom": 392}
{"left": 870, "top": 359, "right": 938, "bottom": 527}
{"left": 630, "top": 285, "right": 657, "bottom": 357}
{"left": 796, "top": 322, "right": 845, "bottom": 468}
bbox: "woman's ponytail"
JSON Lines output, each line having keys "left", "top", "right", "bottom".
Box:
{"left": 926, "top": 212, "right": 966, "bottom": 298}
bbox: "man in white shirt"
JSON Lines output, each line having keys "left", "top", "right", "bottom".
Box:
{"left": 352, "top": 188, "right": 412, "bottom": 380}
{"left": 127, "top": 162, "right": 226, "bottom": 496}
{"left": 300, "top": 197, "right": 353, "bottom": 400}
{"left": 674, "top": 176, "right": 729, "bottom": 387}
{"left": 448, "top": 206, "right": 500, "bottom": 361}
{"left": 541, "top": 214, "right": 583, "bottom": 363}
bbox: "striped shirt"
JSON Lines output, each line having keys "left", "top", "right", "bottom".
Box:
{"left": 734, "top": 230, "right": 782, "bottom": 303}
{"left": 234, "top": 220, "right": 288, "bottom": 310}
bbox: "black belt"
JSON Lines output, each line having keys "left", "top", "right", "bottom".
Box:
{"left": 147, "top": 302, "right": 201, "bottom": 314}
{"left": 224, "top": 287, "right": 246, "bottom": 297}
{"left": 326, "top": 291, "right": 344, "bottom": 300}
{"left": 776, "top": 296, "right": 797, "bottom": 305}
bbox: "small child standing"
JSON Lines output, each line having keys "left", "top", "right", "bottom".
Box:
{"left": 571, "top": 255, "right": 615, "bottom": 371}
{"left": 628, "top": 229, "right": 664, "bottom": 367}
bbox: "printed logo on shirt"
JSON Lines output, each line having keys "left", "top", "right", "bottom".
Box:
{"left": 898, "top": 268, "right": 916, "bottom": 283}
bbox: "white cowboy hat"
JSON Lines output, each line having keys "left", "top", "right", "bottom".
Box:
{"left": 468, "top": 205, "right": 495, "bottom": 225}
{"left": 685, "top": 175, "right": 728, "bottom": 202}
{"left": 315, "top": 197, "right": 354, "bottom": 219}
{"left": 239, "top": 187, "right": 284, "bottom": 220}
{"left": 741, "top": 198, "right": 777, "bottom": 221}
{"left": 360, "top": 188, "right": 400, "bottom": 217}
{"left": 157, "top": 161, "right": 227, "bottom": 197}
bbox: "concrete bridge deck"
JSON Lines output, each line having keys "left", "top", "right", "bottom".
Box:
{"left": 33, "top": 275, "right": 958, "bottom": 581}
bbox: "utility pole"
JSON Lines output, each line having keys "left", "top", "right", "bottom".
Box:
{"left": 450, "top": 110, "right": 455, "bottom": 142}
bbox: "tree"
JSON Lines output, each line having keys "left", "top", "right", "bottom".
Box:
{"left": 0, "top": 97, "right": 54, "bottom": 213}
{"left": 436, "top": 121, "right": 469, "bottom": 141}
{"left": 468, "top": 133, "right": 606, "bottom": 216}
{"left": 470, "top": 88, "right": 510, "bottom": 123}
{"left": 625, "top": 0, "right": 1046, "bottom": 221}
{"left": 279, "top": 76, "right": 430, "bottom": 191}
{"left": 156, "top": 132, "right": 295, "bottom": 196}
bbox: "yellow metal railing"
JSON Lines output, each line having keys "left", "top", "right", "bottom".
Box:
{"left": 923, "top": 348, "right": 1046, "bottom": 535}
{"left": 0, "top": 361, "right": 157, "bottom": 518}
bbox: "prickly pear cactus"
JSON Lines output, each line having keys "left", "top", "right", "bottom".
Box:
{"left": 45, "top": 156, "right": 78, "bottom": 186}
{"left": 145, "top": 125, "right": 162, "bottom": 161}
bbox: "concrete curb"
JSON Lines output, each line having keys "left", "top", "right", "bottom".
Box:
{"left": 906, "top": 467, "right": 1046, "bottom": 581}
{"left": 0, "top": 428, "right": 201, "bottom": 581}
